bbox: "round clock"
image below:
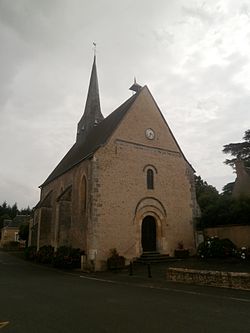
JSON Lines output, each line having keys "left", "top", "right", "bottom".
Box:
{"left": 145, "top": 128, "right": 155, "bottom": 140}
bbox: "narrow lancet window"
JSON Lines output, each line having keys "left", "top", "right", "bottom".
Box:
{"left": 147, "top": 169, "right": 154, "bottom": 189}
{"left": 79, "top": 175, "right": 87, "bottom": 213}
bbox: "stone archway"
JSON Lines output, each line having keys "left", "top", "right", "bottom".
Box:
{"left": 141, "top": 216, "right": 156, "bottom": 252}
{"left": 133, "top": 197, "right": 167, "bottom": 255}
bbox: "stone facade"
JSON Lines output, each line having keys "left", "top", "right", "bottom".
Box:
{"left": 31, "top": 58, "right": 199, "bottom": 270}
{"left": 87, "top": 89, "right": 198, "bottom": 269}
{"left": 204, "top": 225, "right": 250, "bottom": 248}
{"left": 0, "top": 225, "right": 19, "bottom": 247}
{"left": 1, "top": 216, "right": 30, "bottom": 248}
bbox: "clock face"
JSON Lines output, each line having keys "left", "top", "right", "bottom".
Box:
{"left": 145, "top": 128, "right": 155, "bottom": 140}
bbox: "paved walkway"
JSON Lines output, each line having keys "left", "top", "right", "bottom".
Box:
{"left": 6, "top": 251, "right": 250, "bottom": 288}
{"left": 77, "top": 257, "right": 250, "bottom": 289}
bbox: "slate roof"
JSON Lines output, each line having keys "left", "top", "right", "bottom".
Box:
{"left": 3, "top": 219, "right": 12, "bottom": 227}
{"left": 76, "top": 56, "right": 104, "bottom": 143}
{"left": 41, "top": 91, "right": 139, "bottom": 187}
{"left": 3, "top": 215, "right": 30, "bottom": 228}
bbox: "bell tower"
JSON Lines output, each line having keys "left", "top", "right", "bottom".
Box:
{"left": 76, "top": 55, "right": 104, "bottom": 143}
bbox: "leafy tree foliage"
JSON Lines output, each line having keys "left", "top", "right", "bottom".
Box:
{"left": 221, "top": 182, "right": 235, "bottom": 196}
{"left": 195, "top": 175, "right": 219, "bottom": 212}
{"left": 199, "top": 196, "right": 250, "bottom": 228}
{"left": 0, "top": 201, "right": 31, "bottom": 229}
{"left": 223, "top": 129, "right": 250, "bottom": 168}
{"left": 19, "top": 206, "right": 32, "bottom": 215}
{"left": 19, "top": 223, "right": 30, "bottom": 246}
{"left": 195, "top": 175, "right": 250, "bottom": 228}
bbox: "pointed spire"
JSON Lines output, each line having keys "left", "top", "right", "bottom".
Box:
{"left": 76, "top": 55, "right": 104, "bottom": 143}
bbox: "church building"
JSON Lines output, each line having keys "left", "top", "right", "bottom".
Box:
{"left": 30, "top": 56, "right": 199, "bottom": 270}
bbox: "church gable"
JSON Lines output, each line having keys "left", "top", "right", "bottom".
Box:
{"left": 92, "top": 86, "right": 196, "bottom": 263}
{"left": 105, "top": 86, "right": 189, "bottom": 166}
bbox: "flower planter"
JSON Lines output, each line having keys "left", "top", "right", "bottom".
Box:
{"left": 174, "top": 249, "right": 190, "bottom": 258}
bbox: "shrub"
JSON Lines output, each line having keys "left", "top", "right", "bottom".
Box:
{"left": 37, "top": 245, "right": 54, "bottom": 264}
{"left": 2, "top": 241, "right": 19, "bottom": 250}
{"left": 197, "top": 237, "right": 236, "bottom": 259}
{"left": 199, "top": 196, "right": 250, "bottom": 228}
{"left": 238, "top": 247, "right": 250, "bottom": 260}
{"left": 53, "top": 246, "right": 82, "bottom": 269}
{"left": 107, "top": 248, "right": 125, "bottom": 271}
{"left": 24, "top": 246, "right": 37, "bottom": 260}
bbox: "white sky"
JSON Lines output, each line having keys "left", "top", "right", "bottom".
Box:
{"left": 0, "top": 0, "right": 250, "bottom": 209}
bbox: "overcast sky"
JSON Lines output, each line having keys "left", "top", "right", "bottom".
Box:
{"left": 0, "top": 0, "right": 250, "bottom": 209}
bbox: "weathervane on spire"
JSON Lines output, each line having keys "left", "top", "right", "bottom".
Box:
{"left": 93, "top": 42, "right": 97, "bottom": 56}
{"left": 129, "top": 77, "right": 142, "bottom": 94}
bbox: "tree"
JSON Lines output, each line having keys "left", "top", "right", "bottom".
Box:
{"left": 10, "top": 203, "right": 18, "bottom": 219}
{"left": 199, "top": 196, "right": 250, "bottom": 228}
{"left": 195, "top": 175, "right": 219, "bottom": 212}
{"left": 223, "top": 129, "right": 250, "bottom": 168}
{"left": 0, "top": 201, "right": 31, "bottom": 229}
{"left": 19, "top": 223, "right": 29, "bottom": 247}
{"left": 221, "top": 182, "right": 235, "bottom": 196}
{"left": 0, "top": 202, "right": 12, "bottom": 229}
{"left": 194, "top": 175, "right": 220, "bottom": 229}
{"left": 19, "top": 206, "right": 32, "bottom": 215}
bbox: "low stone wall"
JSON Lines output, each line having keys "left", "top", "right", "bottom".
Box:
{"left": 166, "top": 267, "right": 250, "bottom": 290}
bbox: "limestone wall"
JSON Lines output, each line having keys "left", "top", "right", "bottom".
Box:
{"left": 204, "top": 225, "right": 250, "bottom": 248}
{"left": 36, "top": 159, "right": 91, "bottom": 251}
{"left": 0, "top": 227, "right": 19, "bottom": 247}
{"left": 166, "top": 267, "right": 250, "bottom": 290}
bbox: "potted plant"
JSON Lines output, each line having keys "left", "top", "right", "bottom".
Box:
{"left": 174, "top": 241, "right": 189, "bottom": 258}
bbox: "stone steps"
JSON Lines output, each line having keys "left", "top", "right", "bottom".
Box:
{"left": 135, "top": 251, "right": 176, "bottom": 264}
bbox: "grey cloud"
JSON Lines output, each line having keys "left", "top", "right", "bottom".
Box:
{"left": 0, "top": 0, "right": 249, "bottom": 207}
{"left": 153, "top": 28, "right": 174, "bottom": 45}
{"left": 240, "top": 3, "right": 250, "bottom": 17}
{"left": 181, "top": 3, "right": 215, "bottom": 24}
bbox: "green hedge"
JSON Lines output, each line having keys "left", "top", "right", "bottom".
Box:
{"left": 24, "top": 246, "right": 37, "bottom": 260}
{"left": 37, "top": 245, "right": 54, "bottom": 264}
{"left": 197, "top": 237, "right": 237, "bottom": 259}
{"left": 52, "top": 246, "right": 82, "bottom": 269}
{"left": 24, "top": 245, "right": 82, "bottom": 269}
{"left": 197, "top": 196, "right": 250, "bottom": 229}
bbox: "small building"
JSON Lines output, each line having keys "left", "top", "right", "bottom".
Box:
{"left": 0, "top": 215, "right": 30, "bottom": 248}
{"left": 30, "top": 56, "right": 199, "bottom": 270}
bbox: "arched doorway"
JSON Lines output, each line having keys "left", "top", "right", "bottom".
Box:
{"left": 141, "top": 216, "right": 156, "bottom": 252}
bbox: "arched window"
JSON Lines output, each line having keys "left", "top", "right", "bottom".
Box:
{"left": 79, "top": 175, "right": 87, "bottom": 213}
{"left": 147, "top": 169, "right": 154, "bottom": 189}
